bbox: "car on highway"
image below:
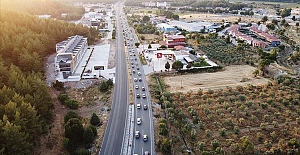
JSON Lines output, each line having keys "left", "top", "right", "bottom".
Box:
{"left": 137, "top": 67, "right": 139, "bottom": 70}
{"left": 142, "top": 94, "right": 146, "bottom": 98}
{"left": 134, "top": 78, "right": 137, "bottom": 82}
{"left": 132, "top": 70, "right": 135, "bottom": 73}
{"left": 144, "top": 151, "right": 150, "bottom": 155}
{"left": 143, "top": 104, "right": 148, "bottom": 110}
{"left": 135, "top": 85, "right": 139, "bottom": 89}
{"left": 136, "top": 94, "right": 140, "bottom": 98}
{"left": 138, "top": 72, "right": 141, "bottom": 76}
{"left": 131, "top": 65, "right": 135, "bottom": 68}
{"left": 135, "top": 131, "right": 140, "bottom": 139}
{"left": 143, "top": 135, "right": 148, "bottom": 141}
{"left": 137, "top": 118, "right": 142, "bottom": 125}
{"left": 137, "top": 104, "right": 141, "bottom": 109}
{"left": 139, "top": 78, "right": 142, "bottom": 82}
{"left": 142, "top": 87, "right": 145, "bottom": 91}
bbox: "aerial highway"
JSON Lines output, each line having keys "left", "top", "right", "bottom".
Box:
{"left": 99, "top": 2, "right": 129, "bottom": 155}
{"left": 122, "top": 10, "right": 155, "bottom": 155}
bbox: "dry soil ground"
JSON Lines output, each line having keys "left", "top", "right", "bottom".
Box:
{"left": 163, "top": 65, "right": 270, "bottom": 93}
{"left": 180, "top": 13, "right": 261, "bottom": 23}
{"left": 35, "top": 38, "right": 114, "bottom": 155}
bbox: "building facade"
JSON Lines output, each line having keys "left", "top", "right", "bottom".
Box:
{"left": 55, "top": 35, "right": 88, "bottom": 80}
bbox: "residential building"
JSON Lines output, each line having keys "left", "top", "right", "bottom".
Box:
{"left": 55, "top": 35, "right": 88, "bottom": 81}
{"left": 227, "top": 25, "right": 269, "bottom": 48}
{"left": 249, "top": 26, "right": 280, "bottom": 46}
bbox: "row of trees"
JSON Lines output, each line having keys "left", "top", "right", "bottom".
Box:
{"left": 0, "top": 8, "right": 98, "bottom": 154}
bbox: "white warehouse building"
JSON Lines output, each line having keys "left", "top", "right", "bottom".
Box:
{"left": 168, "top": 20, "right": 219, "bottom": 33}
{"left": 55, "top": 35, "right": 88, "bottom": 81}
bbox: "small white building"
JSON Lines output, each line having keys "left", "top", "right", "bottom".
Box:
{"left": 157, "top": 2, "right": 167, "bottom": 7}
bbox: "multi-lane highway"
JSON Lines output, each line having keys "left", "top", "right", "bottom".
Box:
{"left": 122, "top": 13, "right": 155, "bottom": 155}
{"left": 100, "top": 1, "right": 155, "bottom": 155}
{"left": 99, "top": 3, "right": 128, "bottom": 155}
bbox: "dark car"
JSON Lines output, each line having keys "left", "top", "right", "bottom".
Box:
{"left": 136, "top": 94, "right": 140, "bottom": 98}
{"left": 139, "top": 78, "right": 142, "bottom": 82}
{"left": 142, "top": 87, "right": 145, "bottom": 91}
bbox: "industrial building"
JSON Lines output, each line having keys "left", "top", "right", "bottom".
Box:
{"left": 55, "top": 35, "right": 88, "bottom": 81}
{"left": 168, "top": 20, "right": 219, "bottom": 33}
{"left": 156, "top": 23, "right": 177, "bottom": 34}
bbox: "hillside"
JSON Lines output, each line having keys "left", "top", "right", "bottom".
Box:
{"left": 0, "top": 9, "right": 98, "bottom": 155}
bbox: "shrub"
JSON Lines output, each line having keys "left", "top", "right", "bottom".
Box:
{"left": 64, "top": 111, "right": 81, "bottom": 123}
{"left": 99, "top": 81, "right": 108, "bottom": 92}
{"left": 90, "top": 113, "right": 101, "bottom": 126}
{"left": 88, "top": 125, "right": 97, "bottom": 136}
{"left": 58, "top": 93, "right": 69, "bottom": 103}
{"left": 83, "top": 127, "right": 95, "bottom": 144}
{"left": 65, "top": 99, "right": 79, "bottom": 109}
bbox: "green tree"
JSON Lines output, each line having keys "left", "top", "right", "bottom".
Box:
{"left": 64, "top": 99, "right": 79, "bottom": 109}
{"left": 225, "top": 35, "right": 231, "bottom": 43}
{"left": 72, "top": 149, "right": 91, "bottom": 155}
{"left": 1, "top": 119, "right": 32, "bottom": 155}
{"left": 88, "top": 125, "right": 97, "bottom": 136}
{"left": 239, "top": 136, "right": 254, "bottom": 154}
{"left": 90, "top": 113, "right": 101, "bottom": 126}
{"left": 172, "top": 60, "right": 183, "bottom": 70}
{"left": 99, "top": 81, "right": 108, "bottom": 92}
{"left": 172, "top": 14, "right": 179, "bottom": 20}
{"left": 165, "top": 61, "right": 170, "bottom": 71}
{"left": 58, "top": 93, "right": 69, "bottom": 103}
{"left": 64, "top": 111, "right": 81, "bottom": 123}
{"left": 83, "top": 127, "right": 94, "bottom": 144}
{"left": 106, "top": 79, "right": 113, "bottom": 88}
{"left": 142, "top": 16, "right": 150, "bottom": 23}
{"left": 65, "top": 118, "right": 84, "bottom": 142}
{"left": 135, "top": 42, "right": 140, "bottom": 48}
{"left": 261, "top": 16, "right": 268, "bottom": 23}
{"left": 159, "top": 138, "right": 172, "bottom": 154}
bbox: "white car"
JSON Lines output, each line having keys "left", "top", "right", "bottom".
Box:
{"left": 138, "top": 72, "right": 141, "bottom": 76}
{"left": 137, "top": 118, "right": 142, "bottom": 125}
{"left": 135, "top": 85, "right": 139, "bottom": 89}
{"left": 137, "top": 104, "right": 141, "bottom": 109}
{"left": 135, "top": 131, "right": 140, "bottom": 139}
{"left": 143, "top": 135, "right": 148, "bottom": 141}
{"left": 134, "top": 78, "right": 137, "bottom": 82}
{"left": 142, "top": 94, "right": 146, "bottom": 98}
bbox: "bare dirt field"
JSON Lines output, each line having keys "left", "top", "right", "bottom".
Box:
{"left": 180, "top": 13, "right": 261, "bottom": 23}
{"left": 164, "top": 65, "right": 270, "bottom": 93}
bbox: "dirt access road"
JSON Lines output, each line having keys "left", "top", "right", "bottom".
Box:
{"left": 164, "top": 65, "right": 270, "bottom": 93}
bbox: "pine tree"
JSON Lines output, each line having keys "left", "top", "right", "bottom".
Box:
{"left": 90, "top": 113, "right": 100, "bottom": 126}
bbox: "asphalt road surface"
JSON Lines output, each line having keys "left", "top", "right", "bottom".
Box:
{"left": 99, "top": 3, "right": 129, "bottom": 155}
